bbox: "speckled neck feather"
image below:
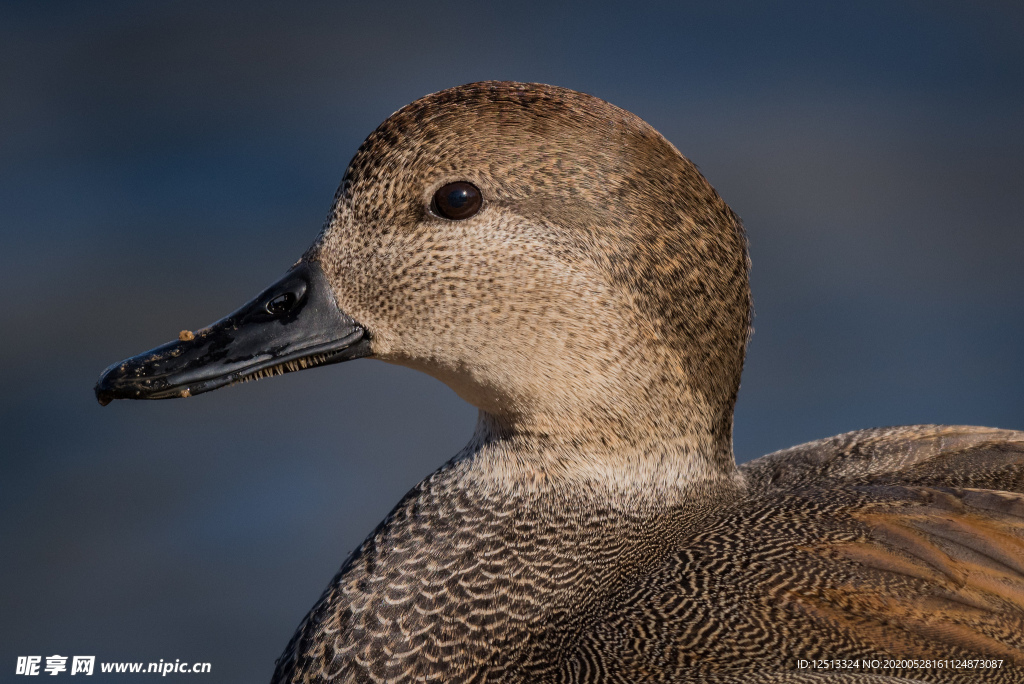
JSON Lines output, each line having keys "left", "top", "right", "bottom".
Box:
{"left": 312, "top": 81, "right": 750, "bottom": 490}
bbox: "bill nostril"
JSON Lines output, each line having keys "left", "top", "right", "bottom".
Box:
{"left": 266, "top": 292, "right": 297, "bottom": 315}
{"left": 264, "top": 279, "right": 308, "bottom": 316}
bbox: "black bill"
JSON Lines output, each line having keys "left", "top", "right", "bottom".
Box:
{"left": 95, "top": 261, "right": 370, "bottom": 405}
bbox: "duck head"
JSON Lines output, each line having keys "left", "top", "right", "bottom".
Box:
{"left": 96, "top": 82, "right": 750, "bottom": 466}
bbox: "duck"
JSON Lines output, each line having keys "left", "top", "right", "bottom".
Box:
{"left": 95, "top": 82, "right": 1024, "bottom": 683}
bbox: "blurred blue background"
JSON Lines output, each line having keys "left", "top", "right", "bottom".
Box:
{"left": 2, "top": 1, "right": 1022, "bottom": 681}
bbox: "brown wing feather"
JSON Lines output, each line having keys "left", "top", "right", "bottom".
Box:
{"left": 800, "top": 486, "right": 1024, "bottom": 660}
{"left": 568, "top": 426, "right": 1024, "bottom": 681}
{"left": 744, "top": 426, "right": 1024, "bottom": 676}
{"left": 743, "top": 424, "right": 1024, "bottom": 494}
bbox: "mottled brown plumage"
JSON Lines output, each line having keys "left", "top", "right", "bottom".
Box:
{"left": 245, "top": 82, "right": 1024, "bottom": 682}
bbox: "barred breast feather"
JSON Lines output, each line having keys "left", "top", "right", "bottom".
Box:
{"left": 274, "top": 426, "right": 1024, "bottom": 683}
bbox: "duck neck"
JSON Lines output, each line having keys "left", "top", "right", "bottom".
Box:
{"left": 460, "top": 410, "right": 745, "bottom": 506}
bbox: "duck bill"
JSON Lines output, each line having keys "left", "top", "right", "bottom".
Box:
{"left": 94, "top": 260, "right": 370, "bottom": 405}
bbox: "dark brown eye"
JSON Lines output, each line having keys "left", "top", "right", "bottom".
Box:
{"left": 432, "top": 181, "right": 482, "bottom": 220}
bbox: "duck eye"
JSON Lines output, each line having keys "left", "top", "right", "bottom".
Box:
{"left": 432, "top": 181, "right": 482, "bottom": 220}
